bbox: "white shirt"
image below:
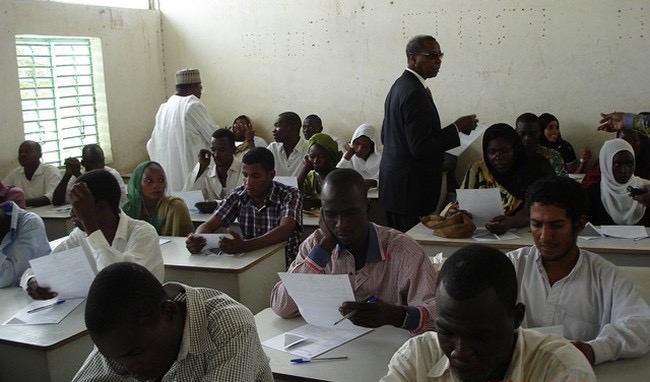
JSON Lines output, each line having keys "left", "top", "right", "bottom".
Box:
{"left": 182, "top": 157, "right": 244, "bottom": 200}
{"left": 507, "top": 246, "right": 650, "bottom": 364}
{"left": 3, "top": 163, "right": 61, "bottom": 201}
{"left": 64, "top": 166, "right": 127, "bottom": 205}
{"left": 20, "top": 210, "right": 164, "bottom": 288}
{"left": 147, "top": 94, "right": 217, "bottom": 192}
{"left": 382, "top": 328, "right": 595, "bottom": 382}
{"left": 266, "top": 139, "right": 308, "bottom": 177}
{"left": 234, "top": 136, "right": 269, "bottom": 160}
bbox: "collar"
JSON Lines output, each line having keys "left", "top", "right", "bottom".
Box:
{"left": 282, "top": 138, "right": 308, "bottom": 156}
{"left": 405, "top": 68, "right": 428, "bottom": 90}
{"left": 208, "top": 157, "right": 242, "bottom": 178}
{"left": 114, "top": 210, "right": 131, "bottom": 243}
{"left": 337, "top": 223, "right": 388, "bottom": 263}
{"left": 236, "top": 181, "right": 284, "bottom": 208}
{"left": 17, "top": 163, "right": 45, "bottom": 176}
{"left": 533, "top": 245, "right": 583, "bottom": 281}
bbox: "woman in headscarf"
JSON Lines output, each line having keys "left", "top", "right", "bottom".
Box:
{"left": 585, "top": 139, "right": 650, "bottom": 226}
{"left": 538, "top": 113, "right": 591, "bottom": 174}
{"left": 297, "top": 133, "right": 342, "bottom": 209}
{"left": 460, "top": 123, "right": 553, "bottom": 234}
{"left": 122, "top": 161, "right": 194, "bottom": 236}
{"left": 337, "top": 123, "right": 382, "bottom": 188}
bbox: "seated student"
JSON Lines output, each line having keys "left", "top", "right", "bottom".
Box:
{"left": 582, "top": 128, "right": 650, "bottom": 189}
{"left": 539, "top": 112, "right": 592, "bottom": 173}
{"left": 460, "top": 123, "right": 553, "bottom": 234}
{"left": 337, "top": 123, "right": 382, "bottom": 188}
{"left": 507, "top": 176, "right": 650, "bottom": 365}
{"left": 515, "top": 113, "right": 567, "bottom": 176}
{"left": 382, "top": 244, "right": 595, "bottom": 382}
{"left": 183, "top": 128, "right": 244, "bottom": 213}
{"left": 301, "top": 114, "right": 346, "bottom": 151}
{"left": 3, "top": 140, "right": 61, "bottom": 207}
{"left": 266, "top": 112, "right": 309, "bottom": 177}
{"left": 297, "top": 133, "right": 341, "bottom": 209}
{"left": 122, "top": 161, "right": 194, "bottom": 237}
{"left": 0, "top": 181, "right": 25, "bottom": 208}
{"left": 599, "top": 111, "right": 650, "bottom": 136}
{"left": 72, "top": 262, "right": 273, "bottom": 381}
{"left": 0, "top": 201, "right": 50, "bottom": 288}
{"left": 271, "top": 168, "right": 437, "bottom": 335}
{"left": 585, "top": 139, "right": 650, "bottom": 226}
{"left": 232, "top": 115, "right": 268, "bottom": 157}
{"left": 22, "top": 169, "right": 164, "bottom": 299}
{"left": 186, "top": 147, "right": 302, "bottom": 263}
{"left": 52, "top": 144, "right": 127, "bottom": 206}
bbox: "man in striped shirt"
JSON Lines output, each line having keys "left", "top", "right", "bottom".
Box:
{"left": 270, "top": 168, "right": 437, "bottom": 334}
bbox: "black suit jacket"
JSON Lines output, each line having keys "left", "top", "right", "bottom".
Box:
{"left": 379, "top": 70, "right": 460, "bottom": 216}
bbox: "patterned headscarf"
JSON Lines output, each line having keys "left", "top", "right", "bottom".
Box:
{"left": 307, "top": 133, "right": 342, "bottom": 162}
{"left": 121, "top": 161, "right": 165, "bottom": 231}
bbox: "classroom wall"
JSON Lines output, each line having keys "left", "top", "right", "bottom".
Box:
{"left": 159, "top": 0, "right": 650, "bottom": 180}
{"left": 0, "top": 0, "right": 165, "bottom": 175}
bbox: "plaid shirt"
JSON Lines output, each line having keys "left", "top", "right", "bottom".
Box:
{"left": 72, "top": 283, "right": 273, "bottom": 381}
{"left": 215, "top": 181, "right": 302, "bottom": 261}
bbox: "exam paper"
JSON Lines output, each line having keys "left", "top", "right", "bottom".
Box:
{"left": 472, "top": 228, "right": 519, "bottom": 242}
{"left": 4, "top": 298, "right": 84, "bottom": 325}
{"left": 277, "top": 273, "right": 357, "bottom": 328}
{"left": 446, "top": 123, "right": 488, "bottom": 157}
{"left": 170, "top": 190, "right": 204, "bottom": 213}
{"left": 456, "top": 188, "right": 504, "bottom": 227}
{"left": 195, "top": 233, "right": 242, "bottom": 256}
{"left": 578, "top": 223, "right": 604, "bottom": 240}
{"left": 29, "top": 246, "right": 96, "bottom": 299}
{"left": 600, "top": 225, "right": 649, "bottom": 239}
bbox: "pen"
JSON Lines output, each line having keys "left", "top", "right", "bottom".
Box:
{"left": 27, "top": 300, "right": 65, "bottom": 314}
{"left": 634, "top": 236, "right": 650, "bottom": 242}
{"left": 333, "top": 294, "right": 379, "bottom": 325}
{"left": 291, "top": 356, "right": 348, "bottom": 363}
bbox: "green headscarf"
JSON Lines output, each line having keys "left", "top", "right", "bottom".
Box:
{"left": 307, "top": 133, "right": 342, "bottom": 163}
{"left": 121, "top": 161, "right": 165, "bottom": 231}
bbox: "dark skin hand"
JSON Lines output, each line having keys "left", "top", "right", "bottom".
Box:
{"left": 572, "top": 341, "right": 595, "bottom": 365}
{"left": 339, "top": 298, "right": 406, "bottom": 328}
{"left": 220, "top": 230, "right": 249, "bottom": 254}
{"left": 27, "top": 278, "right": 58, "bottom": 300}
{"left": 70, "top": 182, "right": 100, "bottom": 235}
{"left": 185, "top": 233, "right": 207, "bottom": 254}
{"left": 64, "top": 157, "right": 82, "bottom": 177}
{"left": 632, "top": 185, "right": 650, "bottom": 206}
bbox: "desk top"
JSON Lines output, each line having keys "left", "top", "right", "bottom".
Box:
{"left": 190, "top": 212, "right": 319, "bottom": 227}
{"left": 27, "top": 205, "right": 71, "bottom": 219}
{"left": 407, "top": 223, "right": 650, "bottom": 256}
{"left": 161, "top": 237, "right": 286, "bottom": 274}
{"left": 254, "top": 308, "right": 409, "bottom": 382}
{"left": 0, "top": 288, "right": 87, "bottom": 350}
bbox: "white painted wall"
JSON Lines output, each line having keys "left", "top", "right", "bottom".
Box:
{"left": 0, "top": 0, "right": 165, "bottom": 174}
{"left": 159, "top": 0, "right": 650, "bottom": 180}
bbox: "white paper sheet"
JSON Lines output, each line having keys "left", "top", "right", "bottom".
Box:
{"left": 446, "top": 123, "right": 488, "bottom": 157}
{"left": 456, "top": 188, "right": 504, "bottom": 227}
{"left": 29, "top": 246, "right": 96, "bottom": 299}
{"left": 578, "top": 223, "right": 604, "bottom": 240}
{"left": 273, "top": 176, "right": 298, "bottom": 189}
{"left": 600, "top": 225, "right": 649, "bottom": 239}
{"left": 472, "top": 228, "right": 519, "bottom": 241}
{"left": 278, "top": 273, "right": 357, "bottom": 328}
{"left": 3, "top": 298, "right": 84, "bottom": 325}
{"left": 262, "top": 323, "right": 372, "bottom": 359}
{"left": 194, "top": 233, "right": 242, "bottom": 256}
{"left": 170, "top": 190, "right": 204, "bottom": 212}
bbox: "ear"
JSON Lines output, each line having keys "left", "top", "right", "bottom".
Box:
{"left": 160, "top": 300, "right": 179, "bottom": 323}
{"left": 574, "top": 214, "right": 587, "bottom": 233}
{"left": 513, "top": 302, "right": 526, "bottom": 328}
{"left": 269, "top": 169, "right": 276, "bottom": 178}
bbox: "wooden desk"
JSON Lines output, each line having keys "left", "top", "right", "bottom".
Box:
{"left": 0, "top": 288, "right": 92, "bottom": 382}
{"left": 161, "top": 237, "right": 286, "bottom": 314}
{"left": 254, "top": 308, "right": 410, "bottom": 382}
{"left": 407, "top": 223, "right": 650, "bottom": 267}
{"left": 27, "top": 205, "right": 74, "bottom": 241}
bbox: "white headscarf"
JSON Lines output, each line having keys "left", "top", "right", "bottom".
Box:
{"left": 599, "top": 138, "right": 646, "bottom": 225}
{"left": 337, "top": 124, "right": 382, "bottom": 182}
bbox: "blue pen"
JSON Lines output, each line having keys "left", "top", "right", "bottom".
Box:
{"left": 333, "top": 294, "right": 379, "bottom": 325}
{"left": 27, "top": 300, "right": 65, "bottom": 314}
{"left": 291, "top": 356, "right": 348, "bottom": 363}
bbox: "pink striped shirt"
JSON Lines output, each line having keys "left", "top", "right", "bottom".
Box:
{"left": 270, "top": 223, "right": 437, "bottom": 334}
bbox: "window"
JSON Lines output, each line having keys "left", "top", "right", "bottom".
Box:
{"left": 15, "top": 35, "right": 112, "bottom": 166}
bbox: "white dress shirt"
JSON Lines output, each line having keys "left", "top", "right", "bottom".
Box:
{"left": 3, "top": 163, "right": 61, "bottom": 201}
{"left": 266, "top": 138, "right": 308, "bottom": 177}
{"left": 182, "top": 157, "right": 244, "bottom": 200}
{"left": 507, "top": 246, "right": 650, "bottom": 364}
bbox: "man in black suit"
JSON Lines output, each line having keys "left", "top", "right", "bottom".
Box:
{"left": 379, "top": 35, "right": 477, "bottom": 232}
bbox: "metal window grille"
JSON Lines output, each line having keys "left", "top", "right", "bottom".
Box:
{"left": 16, "top": 37, "right": 101, "bottom": 166}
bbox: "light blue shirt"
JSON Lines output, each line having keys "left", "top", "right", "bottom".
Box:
{"left": 0, "top": 201, "right": 50, "bottom": 287}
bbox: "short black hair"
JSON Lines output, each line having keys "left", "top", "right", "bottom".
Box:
{"left": 212, "top": 128, "right": 236, "bottom": 147}
{"left": 278, "top": 111, "right": 302, "bottom": 129}
{"left": 515, "top": 112, "right": 539, "bottom": 127}
{"left": 304, "top": 114, "right": 322, "bottom": 126}
{"left": 85, "top": 262, "right": 167, "bottom": 335}
{"left": 406, "top": 35, "right": 436, "bottom": 56}
{"left": 437, "top": 245, "right": 517, "bottom": 309}
{"left": 323, "top": 168, "right": 367, "bottom": 198}
{"left": 242, "top": 147, "right": 275, "bottom": 171}
{"left": 525, "top": 176, "right": 587, "bottom": 223}
{"left": 76, "top": 169, "right": 122, "bottom": 215}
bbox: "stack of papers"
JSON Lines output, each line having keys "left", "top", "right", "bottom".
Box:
{"left": 29, "top": 246, "right": 96, "bottom": 299}
{"left": 262, "top": 273, "right": 372, "bottom": 358}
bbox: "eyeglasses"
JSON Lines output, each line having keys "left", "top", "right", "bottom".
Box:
{"left": 417, "top": 51, "right": 444, "bottom": 59}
